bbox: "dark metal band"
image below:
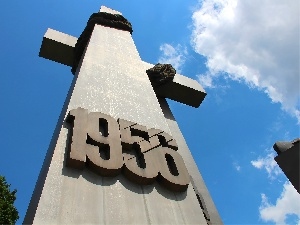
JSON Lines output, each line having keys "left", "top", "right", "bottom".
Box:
{"left": 72, "top": 12, "right": 133, "bottom": 74}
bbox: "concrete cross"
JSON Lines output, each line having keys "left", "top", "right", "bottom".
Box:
{"left": 39, "top": 17, "right": 206, "bottom": 108}
{"left": 25, "top": 6, "right": 222, "bottom": 224}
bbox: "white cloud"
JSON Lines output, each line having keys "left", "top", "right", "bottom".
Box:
{"left": 259, "top": 182, "right": 300, "bottom": 225}
{"left": 251, "top": 151, "right": 282, "bottom": 179}
{"left": 191, "top": 0, "right": 300, "bottom": 122}
{"left": 158, "top": 43, "right": 187, "bottom": 73}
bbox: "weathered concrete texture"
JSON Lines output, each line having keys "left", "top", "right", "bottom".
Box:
{"left": 26, "top": 22, "right": 208, "bottom": 224}
{"left": 39, "top": 28, "right": 77, "bottom": 67}
{"left": 274, "top": 139, "right": 300, "bottom": 194}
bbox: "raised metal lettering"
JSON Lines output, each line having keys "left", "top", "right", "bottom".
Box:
{"left": 66, "top": 108, "right": 190, "bottom": 192}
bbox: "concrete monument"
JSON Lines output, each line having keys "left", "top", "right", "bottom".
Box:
{"left": 24, "top": 6, "right": 222, "bottom": 224}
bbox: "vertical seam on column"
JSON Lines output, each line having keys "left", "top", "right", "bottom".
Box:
{"left": 141, "top": 186, "right": 151, "bottom": 224}
{"left": 174, "top": 193, "right": 187, "bottom": 225}
{"left": 102, "top": 177, "right": 106, "bottom": 225}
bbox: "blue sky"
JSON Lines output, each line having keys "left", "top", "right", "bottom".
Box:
{"left": 0, "top": 0, "right": 299, "bottom": 224}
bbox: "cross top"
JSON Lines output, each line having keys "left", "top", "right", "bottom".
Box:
{"left": 39, "top": 6, "right": 206, "bottom": 108}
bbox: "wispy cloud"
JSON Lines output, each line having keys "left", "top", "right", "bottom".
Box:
{"left": 191, "top": 0, "right": 300, "bottom": 122}
{"left": 158, "top": 43, "right": 187, "bottom": 73}
{"left": 198, "top": 73, "right": 215, "bottom": 88}
{"left": 251, "top": 150, "right": 282, "bottom": 180}
{"left": 259, "top": 182, "right": 300, "bottom": 225}
{"left": 233, "top": 161, "right": 241, "bottom": 172}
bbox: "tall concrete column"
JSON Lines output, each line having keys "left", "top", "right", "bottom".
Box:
{"left": 24, "top": 6, "right": 221, "bottom": 224}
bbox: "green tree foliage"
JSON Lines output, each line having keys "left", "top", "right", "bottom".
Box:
{"left": 0, "top": 176, "right": 19, "bottom": 225}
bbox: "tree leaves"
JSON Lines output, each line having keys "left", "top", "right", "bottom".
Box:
{"left": 0, "top": 176, "right": 19, "bottom": 225}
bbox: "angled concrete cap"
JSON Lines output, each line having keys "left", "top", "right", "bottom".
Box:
{"left": 100, "top": 6, "right": 122, "bottom": 15}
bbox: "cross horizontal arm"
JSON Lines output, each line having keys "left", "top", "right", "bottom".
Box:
{"left": 39, "top": 28, "right": 77, "bottom": 67}
{"left": 39, "top": 28, "right": 206, "bottom": 107}
{"left": 153, "top": 72, "right": 206, "bottom": 108}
